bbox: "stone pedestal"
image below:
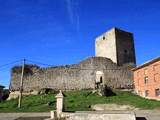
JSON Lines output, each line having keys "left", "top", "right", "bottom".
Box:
{"left": 55, "top": 90, "right": 64, "bottom": 118}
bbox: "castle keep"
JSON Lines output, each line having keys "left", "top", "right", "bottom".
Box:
{"left": 9, "top": 28, "right": 136, "bottom": 93}
{"left": 96, "top": 28, "right": 136, "bottom": 66}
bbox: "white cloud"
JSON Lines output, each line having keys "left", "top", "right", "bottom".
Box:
{"left": 65, "top": 0, "right": 80, "bottom": 32}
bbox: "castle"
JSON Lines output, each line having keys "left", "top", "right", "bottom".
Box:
{"left": 9, "top": 28, "right": 136, "bottom": 93}
{"left": 96, "top": 28, "right": 136, "bottom": 66}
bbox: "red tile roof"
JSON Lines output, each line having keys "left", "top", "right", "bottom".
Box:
{"left": 132, "top": 57, "right": 160, "bottom": 71}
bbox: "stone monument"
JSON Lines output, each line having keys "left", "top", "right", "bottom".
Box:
{"left": 55, "top": 90, "right": 64, "bottom": 118}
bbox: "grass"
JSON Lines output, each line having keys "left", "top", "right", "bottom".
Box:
{"left": 0, "top": 90, "right": 160, "bottom": 112}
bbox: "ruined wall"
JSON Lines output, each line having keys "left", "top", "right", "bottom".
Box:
{"left": 10, "top": 57, "right": 133, "bottom": 92}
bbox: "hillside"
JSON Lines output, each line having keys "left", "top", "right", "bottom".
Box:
{"left": 0, "top": 90, "right": 160, "bottom": 112}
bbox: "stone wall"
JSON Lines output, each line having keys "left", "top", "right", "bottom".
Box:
{"left": 95, "top": 28, "right": 136, "bottom": 66}
{"left": 115, "top": 28, "right": 136, "bottom": 66}
{"left": 95, "top": 28, "right": 117, "bottom": 63}
{"left": 10, "top": 57, "right": 133, "bottom": 92}
{"left": 61, "top": 111, "right": 136, "bottom": 120}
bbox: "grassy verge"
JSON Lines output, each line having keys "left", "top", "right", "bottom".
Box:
{"left": 0, "top": 90, "right": 160, "bottom": 112}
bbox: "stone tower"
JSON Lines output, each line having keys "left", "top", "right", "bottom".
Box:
{"left": 95, "top": 27, "right": 136, "bottom": 66}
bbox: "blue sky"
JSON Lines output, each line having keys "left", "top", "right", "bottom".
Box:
{"left": 0, "top": 0, "right": 160, "bottom": 88}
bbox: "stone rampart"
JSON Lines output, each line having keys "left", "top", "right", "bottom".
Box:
{"left": 10, "top": 57, "right": 133, "bottom": 92}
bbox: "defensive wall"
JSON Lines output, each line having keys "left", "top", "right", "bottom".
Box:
{"left": 10, "top": 57, "right": 133, "bottom": 92}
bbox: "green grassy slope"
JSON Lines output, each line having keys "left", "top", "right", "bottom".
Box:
{"left": 0, "top": 90, "right": 160, "bottom": 112}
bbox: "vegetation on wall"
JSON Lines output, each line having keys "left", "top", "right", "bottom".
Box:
{"left": 11, "top": 64, "right": 40, "bottom": 75}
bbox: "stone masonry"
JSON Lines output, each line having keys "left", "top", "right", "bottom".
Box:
{"left": 10, "top": 57, "right": 133, "bottom": 92}
{"left": 96, "top": 27, "right": 136, "bottom": 66}
{"left": 9, "top": 27, "right": 136, "bottom": 94}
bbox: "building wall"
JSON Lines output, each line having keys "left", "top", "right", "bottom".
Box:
{"left": 10, "top": 57, "right": 133, "bottom": 92}
{"left": 95, "top": 28, "right": 117, "bottom": 64}
{"left": 115, "top": 29, "right": 136, "bottom": 66}
{"left": 95, "top": 28, "right": 136, "bottom": 66}
{"left": 133, "top": 60, "right": 160, "bottom": 100}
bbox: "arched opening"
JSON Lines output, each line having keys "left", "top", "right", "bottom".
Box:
{"left": 100, "top": 76, "right": 103, "bottom": 83}
{"left": 95, "top": 71, "right": 104, "bottom": 89}
{"left": 103, "top": 36, "right": 105, "bottom": 40}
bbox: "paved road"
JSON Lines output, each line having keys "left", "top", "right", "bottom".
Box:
{"left": 0, "top": 110, "right": 159, "bottom": 120}
{"left": 134, "top": 110, "right": 160, "bottom": 120}
{"left": 0, "top": 113, "right": 49, "bottom": 120}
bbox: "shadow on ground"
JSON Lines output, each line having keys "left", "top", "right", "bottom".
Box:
{"left": 136, "top": 117, "right": 147, "bottom": 120}
{"left": 102, "top": 85, "right": 116, "bottom": 96}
